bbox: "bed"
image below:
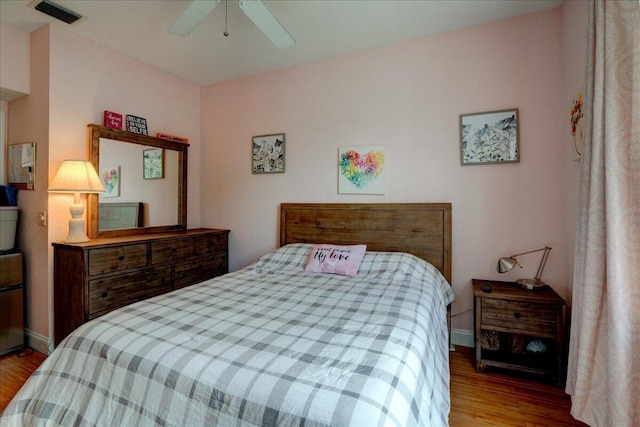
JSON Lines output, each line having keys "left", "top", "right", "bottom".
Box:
{"left": 1, "top": 203, "right": 453, "bottom": 427}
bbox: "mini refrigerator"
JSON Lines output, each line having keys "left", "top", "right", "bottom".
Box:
{"left": 0, "top": 252, "right": 24, "bottom": 356}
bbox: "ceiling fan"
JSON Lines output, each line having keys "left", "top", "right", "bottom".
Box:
{"left": 168, "top": 0, "right": 295, "bottom": 49}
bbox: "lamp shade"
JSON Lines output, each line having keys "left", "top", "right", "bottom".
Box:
{"left": 48, "top": 160, "right": 105, "bottom": 193}
{"left": 48, "top": 160, "right": 104, "bottom": 243}
{"left": 497, "top": 257, "right": 519, "bottom": 273}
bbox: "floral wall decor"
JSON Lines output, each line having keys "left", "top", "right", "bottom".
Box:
{"left": 100, "top": 166, "right": 120, "bottom": 198}
{"left": 570, "top": 93, "right": 584, "bottom": 160}
{"left": 252, "top": 133, "right": 285, "bottom": 174}
{"left": 338, "top": 145, "right": 386, "bottom": 194}
{"left": 459, "top": 109, "right": 519, "bottom": 165}
{"left": 143, "top": 148, "right": 164, "bottom": 179}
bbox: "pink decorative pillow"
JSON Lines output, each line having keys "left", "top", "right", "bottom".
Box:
{"left": 304, "top": 244, "right": 367, "bottom": 277}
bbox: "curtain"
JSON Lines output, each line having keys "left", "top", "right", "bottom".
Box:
{"left": 566, "top": 1, "right": 640, "bottom": 426}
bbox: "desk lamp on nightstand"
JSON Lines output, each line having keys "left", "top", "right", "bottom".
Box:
{"left": 497, "top": 246, "right": 552, "bottom": 290}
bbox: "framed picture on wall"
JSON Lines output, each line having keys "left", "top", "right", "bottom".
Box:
{"left": 7, "top": 142, "right": 36, "bottom": 190}
{"left": 459, "top": 108, "right": 519, "bottom": 165}
{"left": 338, "top": 145, "right": 387, "bottom": 194}
{"left": 252, "top": 133, "right": 286, "bottom": 174}
{"left": 143, "top": 148, "right": 164, "bottom": 179}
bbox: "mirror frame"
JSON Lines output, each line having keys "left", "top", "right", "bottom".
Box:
{"left": 87, "top": 124, "right": 188, "bottom": 239}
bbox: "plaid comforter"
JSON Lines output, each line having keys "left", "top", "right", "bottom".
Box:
{"left": 1, "top": 244, "right": 454, "bottom": 427}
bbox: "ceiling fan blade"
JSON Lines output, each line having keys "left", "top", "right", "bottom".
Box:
{"left": 238, "top": 0, "right": 295, "bottom": 49}
{"left": 168, "top": 0, "right": 221, "bottom": 36}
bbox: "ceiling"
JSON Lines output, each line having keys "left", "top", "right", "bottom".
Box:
{"left": 1, "top": 0, "right": 563, "bottom": 87}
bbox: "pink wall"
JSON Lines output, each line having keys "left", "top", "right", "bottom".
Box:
{"left": 2, "top": 3, "right": 589, "bottom": 344}
{"left": 7, "top": 27, "right": 51, "bottom": 348}
{"left": 201, "top": 8, "right": 568, "bottom": 332}
{"left": 1, "top": 102, "right": 6, "bottom": 184}
{"left": 0, "top": 23, "right": 30, "bottom": 96}
{"left": 7, "top": 24, "right": 201, "bottom": 348}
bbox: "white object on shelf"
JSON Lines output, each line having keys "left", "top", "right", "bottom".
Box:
{"left": 0, "top": 207, "right": 19, "bottom": 251}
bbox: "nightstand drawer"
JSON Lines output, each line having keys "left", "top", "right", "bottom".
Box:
{"left": 481, "top": 299, "right": 557, "bottom": 335}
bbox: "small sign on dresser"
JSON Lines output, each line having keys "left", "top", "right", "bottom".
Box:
{"left": 103, "top": 111, "right": 123, "bottom": 129}
{"left": 126, "top": 115, "right": 149, "bottom": 135}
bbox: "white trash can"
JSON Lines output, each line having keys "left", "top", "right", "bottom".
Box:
{"left": 0, "top": 207, "right": 19, "bottom": 251}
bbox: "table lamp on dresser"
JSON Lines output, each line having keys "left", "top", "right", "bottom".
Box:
{"left": 48, "top": 160, "right": 104, "bottom": 243}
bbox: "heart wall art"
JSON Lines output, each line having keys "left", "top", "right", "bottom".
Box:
{"left": 338, "top": 145, "right": 387, "bottom": 194}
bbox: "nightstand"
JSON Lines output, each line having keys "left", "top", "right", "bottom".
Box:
{"left": 472, "top": 279, "right": 566, "bottom": 385}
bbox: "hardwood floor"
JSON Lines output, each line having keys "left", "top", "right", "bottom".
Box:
{"left": 0, "top": 346, "right": 587, "bottom": 425}
{"left": 450, "top": 346, "right": 587, "bottom": 426}
{"left": 0, "top": 349, "right": 47, "bottom": 413}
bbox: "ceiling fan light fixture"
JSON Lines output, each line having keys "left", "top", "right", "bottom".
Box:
{"left": 239, "top": 0, "right": 295, "bottom": 49}
{"left": 169, "top": 0, "right": 221, "bottom": 36}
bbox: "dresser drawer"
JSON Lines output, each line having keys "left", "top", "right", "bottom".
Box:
{"left": 88, "top": 266, "right": 172, "bottom": 317}
{"left": 481, "top": 299, "right": 557, "bottom": 336}
{"left": 174, "top": 254, "right": 227, "bottom": 289}
{"left": 194, "top": 233, "right": 228, "bottom": 255}
{"left": 88, "top": 244, "right": 148, "bottom": 276}
{"left": 151, "top": 239, "right": 194, "bottom": 264}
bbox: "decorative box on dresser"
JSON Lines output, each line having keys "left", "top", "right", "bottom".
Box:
{"left": 472, "top": 279, "right": 566, "bottom": 385}
{"left": 53, "top": 228, "right": 229, "bottom": 345}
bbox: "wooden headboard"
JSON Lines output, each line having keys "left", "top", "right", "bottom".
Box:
{"left": 280, "top": 203, "right": 451, "bottom": 283}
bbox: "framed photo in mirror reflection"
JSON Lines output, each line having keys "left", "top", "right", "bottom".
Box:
{"left": 143, "top": 148, "right": 164, "bottom": 180}
{"left": 100, "top": 166, "right": 120, "bottom": 198}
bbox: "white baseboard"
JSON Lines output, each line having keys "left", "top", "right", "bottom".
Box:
{"left": 451, "top": 328, "right": 474, "bottom": 348}
{"left": 25, "top": 328, "right": 52, "bottom": 355}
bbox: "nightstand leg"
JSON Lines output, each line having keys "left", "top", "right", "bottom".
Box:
{"left": 474, "top": 295, "right": 483, "bottom": 372}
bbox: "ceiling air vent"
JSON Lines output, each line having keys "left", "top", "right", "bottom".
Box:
{"left": 31, "top": 0, "right": 82, "bottom": 25}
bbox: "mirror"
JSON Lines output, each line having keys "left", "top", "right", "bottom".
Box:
{"left": 87, "top": 124, "right": 188, "bottom": 239}
{"left": 8, "top": 142, "right": 36, "bottom": 190}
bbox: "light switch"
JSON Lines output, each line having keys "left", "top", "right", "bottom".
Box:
{"left": 38, "top": 211, "right": 47, "bottom": 226}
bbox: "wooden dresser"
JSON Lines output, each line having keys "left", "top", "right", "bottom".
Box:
{"left": 53, "top": 228, "right": 229, "bottom": 345}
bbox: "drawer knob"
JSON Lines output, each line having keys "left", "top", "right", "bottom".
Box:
{"left": 118, "top": 255, "right": 125, "bottom": 261}
{"left": 101, "top": 292, "right": 108, "bottom": 298}
{"left": 514, "top": 312, "right": 521, "bottom": 319}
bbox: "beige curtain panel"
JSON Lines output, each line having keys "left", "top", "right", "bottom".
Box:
{"left": 566, "top": 1, "right": 640, "bottom": 426}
